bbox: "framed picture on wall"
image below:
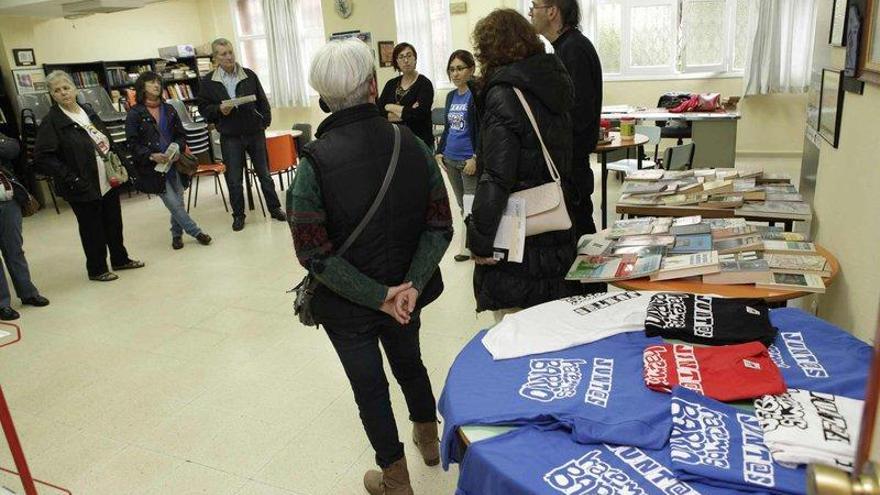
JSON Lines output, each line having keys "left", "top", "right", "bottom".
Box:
{"left": 818, "top": 69, "right": 844, "bottom": 148}
{"left": 859, "top": 0, "right": 880, "bottom": 83}
{"left": 12, "top": 68, "right": 47, "bottom": 95}
{"left": 378, "top": 41, "right": 395, "bottom": 68}
{"left": 12, "top": 48, "right": 36, "bottom": 67}
{"left": 830, "top": 0, "right": 848, "bottom": 46}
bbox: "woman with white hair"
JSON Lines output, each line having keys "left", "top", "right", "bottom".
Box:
{"left": 287, "top": 38, "right": 452, "bottom": 495}
{"left": 35, "top": 70, "right": 144, "bottom": 282}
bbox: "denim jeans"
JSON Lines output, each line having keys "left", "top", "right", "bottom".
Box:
{"left": 323, "top": 314, "right": 437, "bottom": 468}
{"left": 160, "top": 169, "right": 202, "bottom": 238}
{"left": 0, "top": 200, "right": 39, "bottom": 306}
{"left": 219, "top": 132, "right": 281, "bottom": 217}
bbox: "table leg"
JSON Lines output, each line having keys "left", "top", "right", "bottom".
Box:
{"left": 784, "top": 220, "right": 793, "bottom": 232}
{"left": 0, "top": 386, "right": 38, "bottom": 495}
{"left": 601, "top": 152, "right": 608, "bottom": 230}
{"left": 637, "top": 149, "right": 643, "bottom": 170}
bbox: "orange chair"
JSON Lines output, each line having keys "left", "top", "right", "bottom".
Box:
{"left": 265, "top": 132, "right": 298, "bottom": 190}
{"left": 186, "top": 162, "right": 229, "bottom": 212}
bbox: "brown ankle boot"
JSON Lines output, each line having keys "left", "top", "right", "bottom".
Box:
{"left": 412, "top": 421, "right": 440, "bottom": 466}
{"left": 363, "top": 456, "right": 413, "bottom": 495}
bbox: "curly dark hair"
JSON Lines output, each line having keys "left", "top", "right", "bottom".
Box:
{"left": 472, "top": 9, "right": 545, "bottom": 85}
{"left": 134, "top": 71, "right": 163, "bottom": 105}
{"left": 391, "top": 42, "right": 417, "bottom": 72}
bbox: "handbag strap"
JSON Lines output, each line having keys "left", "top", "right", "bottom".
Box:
{"left": 336, "top": 124, "right": 401, "bottom": 257}
{"left": 512, "top": 87, "right": 561, "bottom": 183}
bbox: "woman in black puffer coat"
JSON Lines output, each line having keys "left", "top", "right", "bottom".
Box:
{"left": 467, "top": 8, "right": 581, "bottom": 316}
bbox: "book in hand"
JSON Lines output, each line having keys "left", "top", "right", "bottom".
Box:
{"left": 670, "top": 222, "right": 711, "bottom": 236}
{"left": 626, "top": 169, "right": 664, "bottom": 181}
{"left": 702, "top": 251, "right": 772, "bottom": 285}
{"left": 735, "top": 201, "right": 812, "bottom": 220}
{"left": 669, "top": 233, "right": 713, "bottom": 254}
{"left": 762, "top": 240, "right": 817, "bottom": 255}
{"left": 650, "top": 250, "right": 720, "bottom": 281}
{"left": 712, "top": 234, "right": 763, "bottom": 254}
{"left": 766, "top": 253, "right": 831, "bottom": 277}
{"left": 565, "top": 253, "right": 662, "bottom": 282}
{"left": 756, "top": 272, "right": 826, "bottom": 293}
{"left": 222, "top": 94, "right": 258, "bottom": 107}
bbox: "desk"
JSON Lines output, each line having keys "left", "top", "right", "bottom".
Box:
{"left": 602, "top": 108, "right": 740, "bottom": 168}
{"left": 611, "top": 244, "right": 839, "bottom": 303}
{"left": 596, "top": 132, "right": 649, "bottom": 230}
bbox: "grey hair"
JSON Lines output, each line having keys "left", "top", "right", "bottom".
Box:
{"left": 46, "top": 70, "right": 75, "bottom": 89}
{"left": 309, "top": 38, "right": 375, "bottom": 112}
{"left": 211, "top": 37, "right": 234, "bottom": 56}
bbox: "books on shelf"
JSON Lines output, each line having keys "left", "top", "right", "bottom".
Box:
{"left": 163, "top": 83, "right": 195, "bottom": 100}
{"left": 702, "top": 251, "right": 772, "bottom": 285}
{"left": 565, "top": 253, "right": 662, "bottom": 282}
{"left": 669, "top": 233, "right": 713, "bottom": 255}
{"left": 765, "top": 254, "right": 831, "bottom": 277}
{"left": 713, "top": 234, "right": 764, "bottom": 254}
{"left": 650, "top": 251, "right": 720, "bottom": 281}
{"left": 757, "top": 272, "right": 826, "bottom": 293}
{"left": 762, "top": 240, "right": 817, "bottom": 255}
{"left": 70, "top": 71, "right": 100, "bottom": 88}
{"left": 197, "top": 57, "right": 213, "bottom": 76}
{"left": 735, "top": 201, "right": 812, "bottom": 221}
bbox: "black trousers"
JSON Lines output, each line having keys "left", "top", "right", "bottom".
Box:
{"left": 69, "top": 189, "right": 130, "bottom": 277}
{"left": 220, "top": 132, "right": 282, "bottom": 217}
{"left": 569, "top": 151, "right": 597, "bottom": 239}
{"left": 324, "top": 314, "right": 437, "bottom": 468}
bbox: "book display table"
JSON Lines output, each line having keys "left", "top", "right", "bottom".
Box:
{"left": 596, "top": 132, "right": 651, "bottom": 230}
{"left": 610, "top": 244, "right": 839, "bottom": 303}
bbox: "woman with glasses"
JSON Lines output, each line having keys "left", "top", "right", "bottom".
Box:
{"left": 377, "top": 42, "right": 435, "bottom": 149}
{"left": 436, "top": 50, "right": 478, "bottom": 262}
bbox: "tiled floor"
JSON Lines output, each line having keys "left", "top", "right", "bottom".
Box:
{"left": 0, "top": 156, "right": 801, "bottom": 494}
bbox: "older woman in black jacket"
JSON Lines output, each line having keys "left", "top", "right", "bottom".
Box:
{"left": 125, "top": 72, "right": 211, "bottom": 250}
{"left": 35, "top": 70, "right": 144, "bottom": 282}
{"left": 467, "top": 9, "right": 581, "bottom": 318}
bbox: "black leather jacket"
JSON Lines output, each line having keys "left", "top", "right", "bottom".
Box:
{"left": 466, "top": 54, "right": 581, "bottom": 311}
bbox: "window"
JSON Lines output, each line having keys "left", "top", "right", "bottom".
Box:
{"left": 394, "top": 0, "right": 453, "bottom": 87}
{"left": 521, "top": 0, "right": 750, "bottom": 79}
{"left": 231, "top": 0, "right": 326, "bottom": 96}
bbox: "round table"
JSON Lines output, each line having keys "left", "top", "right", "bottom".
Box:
{"left": 596, "top": 132, "right": 650, "bottom": 230}
{"left": 611, "top": 244, "right": 840, "bottom": 303}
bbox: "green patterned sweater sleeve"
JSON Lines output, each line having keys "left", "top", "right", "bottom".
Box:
{"left": 286, "top": 158, "right": 387, "bottom": 309}
{"left": 405, "top": 139, "right": 454, "bottom": 293}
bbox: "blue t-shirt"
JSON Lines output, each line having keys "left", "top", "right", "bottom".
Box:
{"left": 767, "top": 308, "right": 872, "bottom": 399}
{"left": 439, "top": 331, "right": 672, "bottom": 469}
{"left": 457, "top": 425, "right": 761, "bottom": 495}
{"left": 443, "top": 89, "right": 474, "bottom": 161}
{"left": 670, "top": 387, "right": 807, "bottom": 495}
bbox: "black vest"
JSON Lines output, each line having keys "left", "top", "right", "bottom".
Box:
{"left": 305, "top": 104, "right": 443, "bottom": 324}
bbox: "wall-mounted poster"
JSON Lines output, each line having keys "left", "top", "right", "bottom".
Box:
{"left": 818, "top": 69, "right": 844, "bottom": 148}
{"left": 831, "top": 0, "right": 848, "bottom": 46}
{"left": 378, "top": 41, "right": 395, "bottom": 68}
{"left": 12, "top": 68, "right": 47, "bottom": 95}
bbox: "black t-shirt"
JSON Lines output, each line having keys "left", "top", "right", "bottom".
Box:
{"left": 644, "top": 293, "right": 777, "bottom": 345}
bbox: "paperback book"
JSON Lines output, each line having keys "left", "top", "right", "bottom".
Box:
{"left": 757, "top": 272, "right": 826, "bottom": 293}
{"left": 763, "top": 240, "right": 817, "bottom": 255}
{"left": 565, "top": 254, "right": 662, "bottom": 282}
{"left": 650, "top": 251, "right": 720, "bottom": 281}
{"left": 668, "top": 233, "right": 713, "bottom": 254}
{"left": 702, "top": 251, "right": 772, "bottom": 285}
{"left": 712, "top": 234, "right": 764, "bottom": 254}
{"left": 765, "top": 254, "right": 831, "bottom": 277}
{"left": 735, "top": 201, "right": 812, "bottom": 221}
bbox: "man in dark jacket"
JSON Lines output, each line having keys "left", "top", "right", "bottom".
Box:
{"left": 288, "top": 39, "right": 452, "bottom": 494}
{"left": 531, "top": 0, "right": 603, "bottom": 239}
{"left": 197, "top": 38, "right": 284, "bottom": 231}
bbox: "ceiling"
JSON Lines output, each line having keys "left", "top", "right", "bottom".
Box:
{"left": 0, "top": 0, "right": 167, "bottom": 18}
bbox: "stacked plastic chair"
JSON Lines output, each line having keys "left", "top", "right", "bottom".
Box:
{"left": 17, "top": 93, "right": 59, "bottom": 213}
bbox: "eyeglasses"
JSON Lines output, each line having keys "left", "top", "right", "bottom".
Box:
{"left": 529, "top": 2, "right": 551, "bottom": 12}
{"left": 397, "top": 53, "right": 415, "bottom": 61}
{"left": 448, "top": 65, "right": 471, "bottom": 74}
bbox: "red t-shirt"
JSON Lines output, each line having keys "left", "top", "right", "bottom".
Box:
{"left": 643, "top": 341, "right": 786, "bottom": 401}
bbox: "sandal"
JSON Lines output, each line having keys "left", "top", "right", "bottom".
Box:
{"left": 89, "top": 272, "right": 119, "bottom": 282}
{"left": 112, "top": 260, "right": 145, "bottom": 270}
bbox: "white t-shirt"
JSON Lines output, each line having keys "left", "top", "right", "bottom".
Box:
{"left": 755, "top": 388, "right": 862, "bottom": 471}
{"left": 481, "top": 291, "right": 656, "bottom": 360}
{"left": 61, "top": 105, "right": 111, "bottom": 196}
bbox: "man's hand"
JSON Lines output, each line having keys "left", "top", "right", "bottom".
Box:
{"left": 150, "top": 153, "right": 168, "bottom": 164}
{"left": 380, "top": 282, "right": 413, "bottom": 325}
{"left": 463, "top": 157, "right": 477, "bottom": 176}
{"left": 220, "top": 101, "right": 234, "bottom": 116}
{"left": 473, "top": 255, "right": 498, "bottom": 266}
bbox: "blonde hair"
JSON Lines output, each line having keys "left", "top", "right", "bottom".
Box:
{"left": 46, "top": 70, "right": 75, "bottom": 89}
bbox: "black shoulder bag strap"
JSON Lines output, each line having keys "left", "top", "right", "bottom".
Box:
{"left": 293, "top": 124, "right": 401, "bottom": 327}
